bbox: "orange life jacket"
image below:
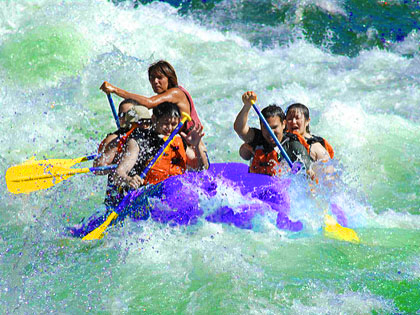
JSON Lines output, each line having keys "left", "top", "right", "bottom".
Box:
{"left": 290, "top": 131, "right": 334, "bottom": 159}
{"left": 250, "top": 148, "right": 281, "bottom": 176}
{"left": 144, "top": 135, "right": 187, "bottom": 185}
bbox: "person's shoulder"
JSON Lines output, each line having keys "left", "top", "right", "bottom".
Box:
{"left": 131, "top": 128, "right": 154, "bottom": 139}
{"left": 167, "top": 87, "right": 185, "bottom": 97}
{"left": 284, "top": 132, "right": 308, "bottom": 152}
{"left": 98, "top": 132, "right": 118, "bottom": 152}
{"left": 176, "top": 86, "right": 193, "bottom": 103}
{"left": 104, "top": 131, "right": 119, "bottom": 140}
{"left": 163, "top": 88, "right": 188, "bottom": 107}
{"left": 283, "top": 131, "right": 299, "bottom": 142}
{"left": 176, "top": 85, "right": 187, "bottom": 93}
{"left": 243, "top": 127, "right": 260, "bottom": 148}
{"left": 306, "top": 135, "right": 324, "bottom": 145}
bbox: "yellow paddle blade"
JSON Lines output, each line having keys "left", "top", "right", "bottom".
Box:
{"left": 324, "top": 214, "right": 360, "bottom": 244}
{"left": 82, "top": 212, "right": 118, "bottom": 241}
{"left": 6, "top": 163, "right": 90, "bottom": 194}
{"left": 22, "top": 155, "right": 90, "bottom": 169}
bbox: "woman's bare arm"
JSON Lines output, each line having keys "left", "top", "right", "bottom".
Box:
{"left": 100, "top": 82, "right": 190, "bottom": 113}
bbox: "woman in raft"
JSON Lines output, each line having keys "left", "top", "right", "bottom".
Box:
{"left": 285, "top": 103, "right": 334, "bottom": 162}
{"left": 93, "top": 99, "right": 152, "bottom": 209}
{"left": 100, "top": 60, "right": 209, "bottom": 169}
{"left": 285, "top": 103, "right": 336, "bottom": 183}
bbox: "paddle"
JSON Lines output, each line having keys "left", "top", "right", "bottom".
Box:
{"left": 107, "top": 93, "right": 120, "bottom": 129}
{"left": 251, "top": 100, "right": 296, "bottom": 170}
{"left": 7, "top": 93, "right": 124, "bottom": 194}
{"left": 82, "top": 112, "right": 192, "bottom": 241}
{"left": 324, "top": 213, "right": 360, "bottom": 243}
{"left": 19, "top": 154, "right": 97, "bottom": 169}
{"left": 6, "top": 163, "right": 116, "bottom": 194}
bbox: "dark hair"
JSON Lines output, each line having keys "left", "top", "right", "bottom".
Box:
{"left": 261, "top": 104, "right": 286, "bottom": 122}
{"left": 148, "top": 60, "right": 178, "bottom": 89}
{"left": 119, "top": 98, "right": 140, "bottom": 108}
{"left": 153, "top": 102, "right": 181, "bottom": 120}
{"left": 118, "top": 98, "right": 140, "bottom": 114}
{"left": 286, "top": 103, "right": 310, "bottom": 133}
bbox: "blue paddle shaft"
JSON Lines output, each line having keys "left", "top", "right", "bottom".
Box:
{"left": 107, "top": 94, "right": 120, "bottom": 129}
{"left": 252, "top": 103, "right": 294, "bottom": 169}
{"left": 89, "top": 164, "right": 117, "bottom": 173}
{"left": 85, "top": 154, "right": 97, "bottom": 161}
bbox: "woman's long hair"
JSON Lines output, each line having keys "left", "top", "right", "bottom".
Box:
{"left": 286, "top": 103, "right": 310, "bottom": 133}
{"left": 148, "top": 60, "right": 178, "bottom": 89}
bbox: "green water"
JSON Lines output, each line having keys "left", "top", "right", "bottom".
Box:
{"left": 0, "top": 25, "right": 90, "bottom": 86}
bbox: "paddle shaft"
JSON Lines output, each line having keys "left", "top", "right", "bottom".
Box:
{"left": 251, "top": 102, "right": 293, "bottom": 169}
{"left": 107, "top": 93, "right": 120, "bottom": 129}
{"left": 84, "top": 154, "right": 98, "bottom": 162}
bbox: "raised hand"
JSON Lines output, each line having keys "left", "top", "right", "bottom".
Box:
{"left": 100, "top": 81, "right": 116, "bottom": 94}
{"left": 181, "top": 124, "right": 205, "bottom": 147}
{"left": 242, "top": 91, "right": 257, "bottom": 107}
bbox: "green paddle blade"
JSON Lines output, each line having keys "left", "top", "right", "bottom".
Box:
{"left": 6, "top": 163, "right": 90, "bottom": 194}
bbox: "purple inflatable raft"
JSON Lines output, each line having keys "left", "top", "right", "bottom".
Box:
{"left": 70, "top": 162, "right": 341, "bottom": 238}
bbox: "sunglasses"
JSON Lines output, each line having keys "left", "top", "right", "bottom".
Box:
{"left": 118, "top": 111, "right": 128, "bottom": 119}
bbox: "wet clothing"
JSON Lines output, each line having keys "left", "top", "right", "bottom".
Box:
{"left": 306, "top": 135, "right": 334, "bottom": 159}
{"left": 129, "top": 128, "right": 188, "bottom": 185}
{"left": 178, "top": 86, "right": 202, "bottom": 131}
{"left": 97, "top": 127, "right": 130, "bottom": 154}
{"left": 290, "top": 131, "right": 334, "bottom": 160}
{"left": 247, "top": 128, "right": 312, "bottom": 176}
{"left": 100, "top": 125, "right": 145, "bottom": 209}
